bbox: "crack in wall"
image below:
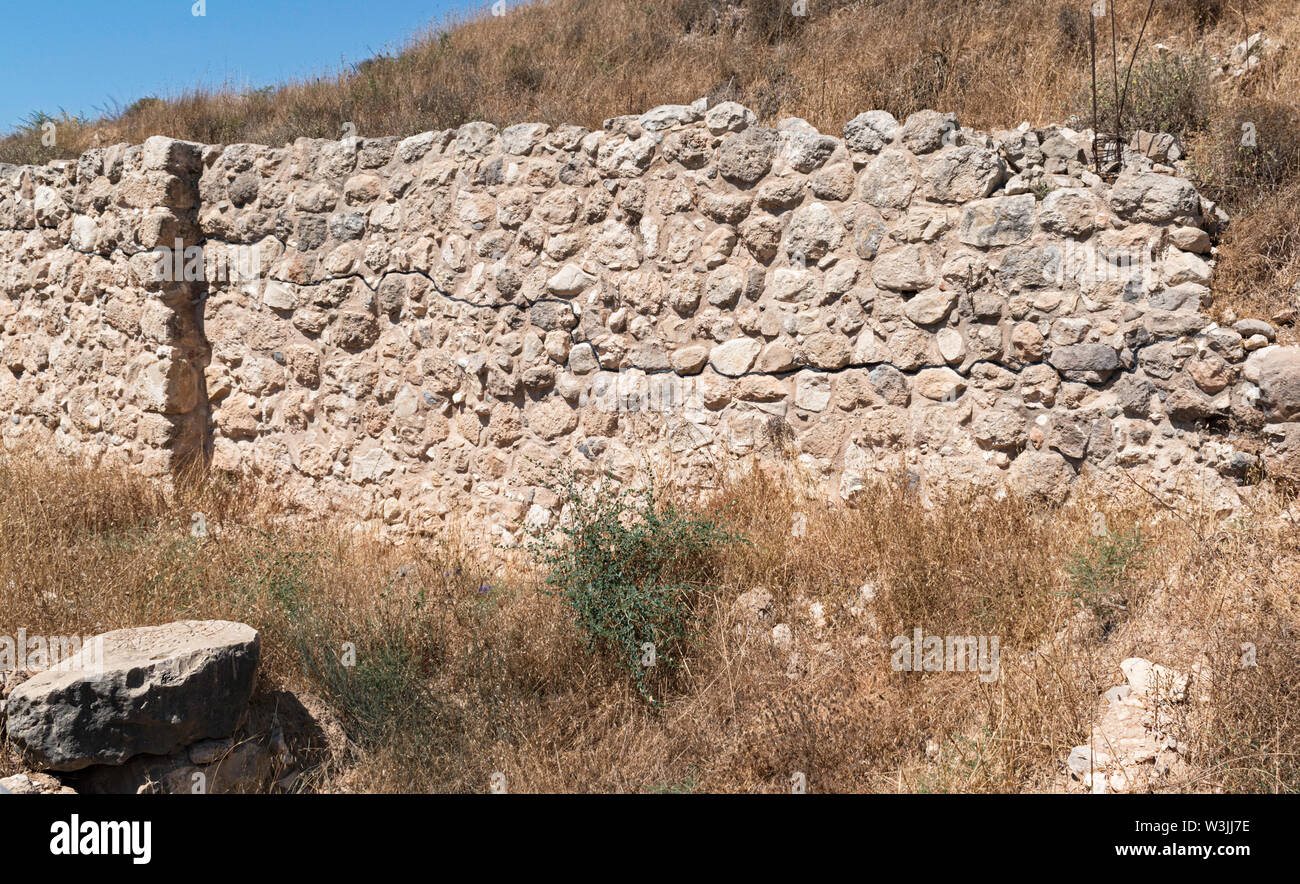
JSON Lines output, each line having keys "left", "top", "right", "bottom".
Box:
{"left": 208, "top": 259, "right": 1219, "bottom": 389}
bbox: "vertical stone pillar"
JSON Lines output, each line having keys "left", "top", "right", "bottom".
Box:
{"left": 124, "top": 136, "right": 212, "bottom": 473}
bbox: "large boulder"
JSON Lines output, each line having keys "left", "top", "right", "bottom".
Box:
{"left": 1244, "top": 345, "right": 1300, "bottom": 422}
{"left": 924, "top": 145, "right": 1005, "bottom": 202}
{"left": 843, "top": 110, "right": 898, "bottom": 154}
{"left": 1108, "top": 170, "right": 1199, "bottom": 222}
{"left": 710, "top": 336, "right": 762, "bottom": 376}
{"left": 6, "top": 621, "right": 260, "bottom": 772}
{"left": 1048, "top": 343, "right": 1122, "bottom": 376}
{"left": 718, "top": 126, "right": 780, "bottom": 186}
{"left": 1007, "top": 450, "right": 1076, "bottom": 503}
{"left": 899, "top": 110, "right": 958, "bottom": 153}
{"left": 958, "top": 194, "right": 1035, "bottom": 247}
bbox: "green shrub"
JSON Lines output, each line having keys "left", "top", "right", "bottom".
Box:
{"left": 645, "top": 767, "right": 700, "bottom": 793}
{"left": 292, "top": 582, "right": 444, "bottom": 749}
{"left": 1063, "top": 527, "right": 1145, "bottom": 624}
{"left": 525, "top": 467, "right": 741, "bottom": 703}
{"left": 1076, "top": 55, "right": 1214, "bottom": 139}
{"left": 235, "top": 539, "right": 315, "bottom": 612}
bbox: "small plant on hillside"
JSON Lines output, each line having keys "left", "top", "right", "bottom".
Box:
{"left": 645, "top": 766, "right": 701, "bottom": 794}
{"left": 1191, "top": 101, "right": 1300, "bottom": 316}
{"left": 1193, "top": 102, "right": 1300, "bottom": 211}
{"left": 2, "top": 110, "right": 91, "bottom": 166}
{"left": 293, "top": 585, "right": 444, "bottom": 751}
{"left": 524, "top": 467, "right": 741, "bottom": 703}
{"left": 1054, "top": 6, "right": 1090, "bottom": 56}
{"left": 1063, "top": 527, "right": 1145, "bottom": 624}
{"left": 237, "top": 540, "right": 316, "bottom": 612}
{"left": 1160, "top": 0, "right": 1225, "bottom": 31}
{"left": 122, "top": 96, "right": 163, "bottom": 117}
{"left": 1075, "top": 54, "right": 1213, "bottom": 140}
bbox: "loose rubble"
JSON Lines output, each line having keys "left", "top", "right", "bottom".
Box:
{"left": 1066, "top": 657, "right": 1195, "bottom": 794}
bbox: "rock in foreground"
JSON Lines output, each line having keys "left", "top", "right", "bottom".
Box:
{"left": 6, "top": 621, "right": 259, "bottom": 772}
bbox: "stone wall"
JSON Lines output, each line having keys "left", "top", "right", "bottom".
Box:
{"left": 4, "top": 101, "right": 1300, "bottom": 538}
{"left": 0, "top": 139, "right": 209, "bottom": 475}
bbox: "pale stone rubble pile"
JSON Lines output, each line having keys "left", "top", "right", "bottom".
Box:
{"left": 1066, "top": 657, "right": 1198, "bottom": 794}
{"left": 4, "top": 99, "right": 1300, "bottom": 538}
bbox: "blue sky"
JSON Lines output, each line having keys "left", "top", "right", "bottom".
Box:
{"left": 2, "top": 0, "right": 479, "bottom": 133}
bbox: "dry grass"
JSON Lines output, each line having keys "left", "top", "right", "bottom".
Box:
{"left": 1191, "top": 98, "right": 1300, "bottom": 324}
{"left": 2, "top": 449, "right": 1296, "bottom": 792}
{"left": 7, "top": 0, "right": 1291, "bottom": 154}
{"left": 1209, "top": 180, "right": 1300, "bottom": 324}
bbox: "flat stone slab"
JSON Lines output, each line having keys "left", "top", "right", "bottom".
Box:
{"left": 5, "top": 620, "right": 259, "bottom": 772}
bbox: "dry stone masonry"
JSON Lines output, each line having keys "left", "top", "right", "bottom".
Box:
{"left": 0, "top": 140, "right": 209, "bottom": 475}
{"left": 4, "top": 100, "right": 1300, "bottom": 537}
